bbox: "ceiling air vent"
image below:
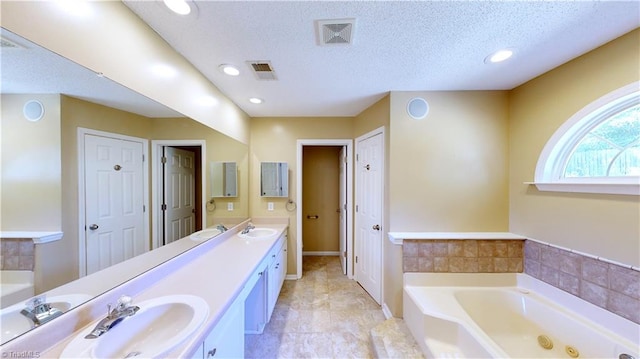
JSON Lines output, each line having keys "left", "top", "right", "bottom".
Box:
{"left": 247, "top": 61, "right": 277, "bottom": 81}
{"left": 316, "top": 18, "right": 356, "bottom": 46}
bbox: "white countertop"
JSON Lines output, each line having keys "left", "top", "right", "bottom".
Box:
{"left": 2, "top": 220, "right": 288, "bottom": 358}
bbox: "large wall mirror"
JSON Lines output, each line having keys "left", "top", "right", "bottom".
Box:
{"left": 0, "top": 28, "right": 249, "bottom": 344}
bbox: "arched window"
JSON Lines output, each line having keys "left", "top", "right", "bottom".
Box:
{"left": 534, "top": 82, "right": 639, "bottom": 195}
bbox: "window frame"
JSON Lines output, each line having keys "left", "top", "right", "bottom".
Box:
{"left": 533, "top": 82, "right": 639, "bottom": 196}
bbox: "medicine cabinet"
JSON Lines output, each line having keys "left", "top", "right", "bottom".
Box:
{"left": 211, "top": 162, "right": 238, "bottom": 197}
{"left": 260, "top": 162, "right": 288, "bottom": 197}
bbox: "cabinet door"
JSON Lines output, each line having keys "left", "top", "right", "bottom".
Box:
{"left": 244, "top": 262, "right": 268, "bottom": 334}
{"left": 204, "top": 298, "right": 244, "bottom": 358}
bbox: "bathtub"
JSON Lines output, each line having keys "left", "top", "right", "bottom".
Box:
{"left": 403, "top": 273, "right": 639, "bottom": 359}
{"left": 0, "top": 271, "right": 34, "bottom": 309}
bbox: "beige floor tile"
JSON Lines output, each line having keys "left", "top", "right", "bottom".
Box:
{"left": 246, "top": 256, "right": 385, "bottom": 359}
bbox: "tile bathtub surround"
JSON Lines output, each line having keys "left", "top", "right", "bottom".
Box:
{"left": 0, "top": 238, "right": 35, "bottom": 270}
{"left": 245, "top": 256, "right": 386, "bottom": 359}
{"left": 402, "top": 239, "right": 524, "bottom": 273}
{"left": 524, "top": 240, "right": 640, "bottom": 324}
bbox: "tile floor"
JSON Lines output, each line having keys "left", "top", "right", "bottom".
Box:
{"left": 245, "top": 256, "right": 386, "bottom": 358}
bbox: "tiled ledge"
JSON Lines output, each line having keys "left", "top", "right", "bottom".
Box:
{"left": 524, "top": 239, "right": 640, "bottom": 324}
{"left": 388, "top": 232, "right": 526, "bottom": 245}
{"left": 403, "top": 239, "right": 524, "bottom": 273}
{"left": 1, "top": 231, "right": 63, "bottom": 244}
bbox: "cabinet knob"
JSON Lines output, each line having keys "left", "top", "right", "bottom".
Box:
{"left": 207, "top": 348, "right": 217, "bottom": 357}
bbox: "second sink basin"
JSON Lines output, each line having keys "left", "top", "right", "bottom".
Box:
{"left": 238, "top": 227, "right": 278, "bottom": 240}
{"left": 61, "top": 294, "right": 209, "bottom": 359}
{"left": 190, "top": 228, "right": 221, "bottom": 241}
{"left": 0, "top": 294, "right": 92, "bottom": 343}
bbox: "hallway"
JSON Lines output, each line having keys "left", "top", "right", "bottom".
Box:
{"left": 245, "top": 256, "right": 385, "bottom": 358}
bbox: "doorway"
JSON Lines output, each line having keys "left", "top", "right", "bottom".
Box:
{"left": 151, "top": 140, "right": 206, "bottom": 250}
{"left": 161, "top": 146, "right": 201, "bottom": 245}
{"left": 296, "top": 139, "right": 352, "bottom": 280}
{"left": 302, "top": 146, "right": 342, "bottom": 257}
{"left": 78, "top": 128, "right": 150, "bottom": 277}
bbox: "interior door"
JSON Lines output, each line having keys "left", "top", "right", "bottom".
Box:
{"left": 84, "top": 134, "right": 146, "bottom": 275}
{"left": 355, "top": 131, "right": 383, "bottom": 304}
{"left": 339, "top": 146, "right": 347, "bottom": 275}
{"left": 163, "top": 147, "right": 195, "bottom": 245}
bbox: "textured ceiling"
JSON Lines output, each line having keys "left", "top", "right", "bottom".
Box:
{"left": 2, "top": 2, "right": 638, "bottom": 119}
{"left": 124, "top": 1, "right": 640, "bottom": 117}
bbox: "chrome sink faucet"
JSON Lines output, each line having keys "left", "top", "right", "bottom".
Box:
{"left": 216, "top": 223, "right": 228, "bottom": 232}
{"left": 20, "top": 295, "right": 63, "bottom": 327}
{"left": 241, "top": 222, "right": 255, "bottom": 234}
{"left": 85, "top": 295, "right": 139, "bottom": 339}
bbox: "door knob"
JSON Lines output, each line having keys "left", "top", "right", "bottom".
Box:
{"left": 372, "top": 224, "right": 380, "bottom": 231}
{"left": 89, "top": 224, "right": 99, "bottom": 230}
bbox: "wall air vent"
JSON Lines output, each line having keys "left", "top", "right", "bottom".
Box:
{"left": 316, "top": 18, "right": 356, "bottom": 46}
{"left": 247, "top": 61, "right": 277, "bottom": 80}
{"left": 0, "top": 36, "right": 24, "bottom": 49}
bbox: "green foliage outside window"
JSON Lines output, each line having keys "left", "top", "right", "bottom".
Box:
{"left": 565, "top": 104, "right": 640, "bottom": 177}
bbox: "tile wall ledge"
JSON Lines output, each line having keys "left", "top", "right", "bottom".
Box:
{"left": 388, "top": 232, "right": 527, "bottom": 245}
{"left": 525, "top": 236, "right": 640, "bottom": 272}
{"left": 0, "top": 231, "right": 63, "bottom": 244}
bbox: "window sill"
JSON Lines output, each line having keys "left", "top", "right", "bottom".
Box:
{"left": 525, "top": 182, "right": 639, "bottom": 196}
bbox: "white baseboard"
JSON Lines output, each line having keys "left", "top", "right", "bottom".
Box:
{"left": 302, "top": 251, "right": 340, "bottom": 256}
{"left": 381, "top": 302, "right": 394, "bottom": 319}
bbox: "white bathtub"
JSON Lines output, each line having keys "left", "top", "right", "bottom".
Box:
{"left": 403, "top": 273, "right": 640, "bottom": 359}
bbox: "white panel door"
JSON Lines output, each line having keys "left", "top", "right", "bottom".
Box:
{"left": 339, "top": 146, "right": 348, "bottom": 275}
{"left": 163, "top": 147, "right": 195, "bottom": 244}
{"left": 355, "top": 132, "right": 383, "bottom": 304}
{"left": 85, "top": 134, "right": 146, "bottom": 275}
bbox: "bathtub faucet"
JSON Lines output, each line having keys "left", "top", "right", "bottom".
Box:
{"left": 20, "top": 295, "right": 63, "bottom": 327}
{"left": 241, "top": 222, "right": 255, "bottom": 234}
{"left": 85, "top": 295, "right": 139, "bottom": 339}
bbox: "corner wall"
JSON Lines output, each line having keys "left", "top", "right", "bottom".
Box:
{"left": 386, "top": 90, "right": 510, "bottom": 316}
{"left": 508, "top": 29, "right": 640, "bottom": 267}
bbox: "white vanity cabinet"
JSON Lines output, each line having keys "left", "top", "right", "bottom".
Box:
{"left": 244, "top": 232, "right": 287, "bottom": 334}
{"left": 267, "top": 234, "right": 287, "bottom": 319}
{"left": 190, "top": 295, "right": 244, "bottom": 359}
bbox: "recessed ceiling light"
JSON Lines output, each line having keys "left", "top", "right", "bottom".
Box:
{"left": 249, "top": 97, "right": 263, "bottom": 104}
{"left": 219, "top": 64, "right": 240, "bottom": 76}
{"left": 163, "top": 0, "right": 191, "bottom": 15}
{"left": 485, "top": 49, "right": 514, "bottom": 64}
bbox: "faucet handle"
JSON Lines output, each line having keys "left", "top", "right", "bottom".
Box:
{"left": 117, "top": 295, "right": 133, "bottom": 310}
{"left": 25, "top": 295, "right": 46, "bottom": 310}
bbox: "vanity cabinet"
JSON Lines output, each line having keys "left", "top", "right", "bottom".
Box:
{"left": 267, "top": 234, "right": 287, "bottom": 319}
{"left": 244, "top": 232, "right": 287, "bottom": 334}
{"left": 190, "top": 295, "right": 244, "bottom": 359}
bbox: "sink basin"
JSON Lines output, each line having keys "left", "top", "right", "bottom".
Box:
{"left": 0, "top": 294, "right": 92, "bottom": 343}
{"left": 190, "top": 228, "right": 221, "bottom": 241}
{"left": 61, "top": 294, "right": 209, "bottom": 359}
{"left": 238, "top": 227, "right": 278, "bottom": 240}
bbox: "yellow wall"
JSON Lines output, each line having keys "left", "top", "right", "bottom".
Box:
{"left": 509, "top": 29, "right": 640, "bottom": 267}
{"left": 150, "top": 118, "right": 250, "bottom": 225}
{"left": 1, "top": 94, "right": 61, "bottom": 231}
{"left": 383, "top": 90, "right": 510, "bottom": 316}
{"left": 250, "top": 117, "right": 354, "bottom": 274}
